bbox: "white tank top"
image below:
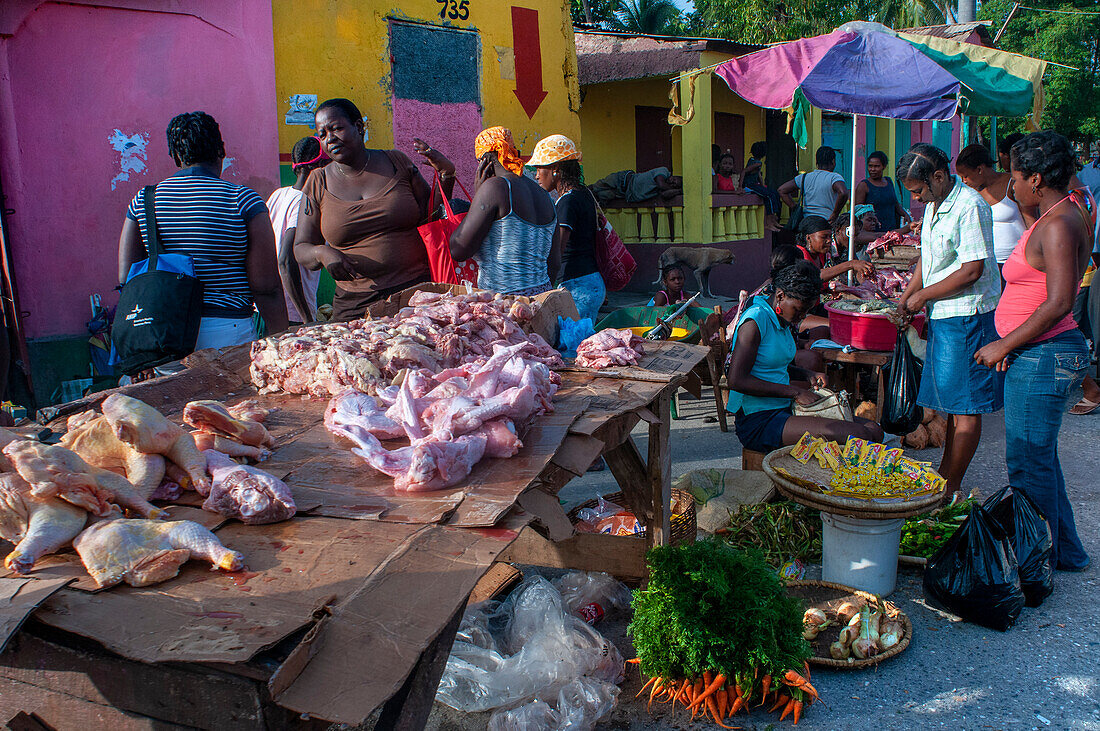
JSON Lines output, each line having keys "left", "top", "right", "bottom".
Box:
{"left": 991, "top": 192, "right": 1026, "bottom": 264}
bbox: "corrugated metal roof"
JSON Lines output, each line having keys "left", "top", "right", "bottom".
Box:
{"left": 902, "top": 21, "right": 993, "bottom": 44}
{"left": 574, "top": 31, "right": 760, "bottom": 85}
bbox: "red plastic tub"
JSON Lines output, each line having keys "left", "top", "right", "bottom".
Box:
{"left": 824, "top": 302, "right": 926, "bottom": 352}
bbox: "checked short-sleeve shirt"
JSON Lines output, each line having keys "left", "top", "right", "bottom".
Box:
{"left": 921, "top": 176, "right": 1001, "bottom": 320}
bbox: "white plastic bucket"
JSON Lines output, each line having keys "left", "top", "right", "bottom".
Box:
{"left": 821, "top": 512, "right": 905, "bottom": 597}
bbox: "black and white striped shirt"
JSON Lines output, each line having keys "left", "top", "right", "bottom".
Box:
{"left": 126, "top": 167, "right": 267, "bottom": 318}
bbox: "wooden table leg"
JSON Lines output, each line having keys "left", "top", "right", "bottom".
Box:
{"left": 875, "top": 364, "right": 886, "bottom": 419}
{"left": 375, "top": 601, "right": 464, "bottom": 730}
{"left": 604, "top": 437, "right": 655, "bottom": 523}
{"left": 647, "top": 393, "right": 673, "bottom": 548}
{"left": 706, "top": 351, "right": 728, "bottom": 432}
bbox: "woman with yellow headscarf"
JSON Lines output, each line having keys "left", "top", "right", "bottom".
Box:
{"left": 450, "top": 127, "right": 559, "bottom": 295}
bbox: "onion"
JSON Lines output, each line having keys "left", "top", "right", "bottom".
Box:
{"left": 804, "top": 608, "right": 828, "bottom": 627}
{"left": 881, "top": 630, "right": 901, "bottom": 650}
{"left": 803, "top": 624, "right": 822, "bottom": 640}
{"left": 836, "top": 601, "right": 861, "bottom": 624}
{"left": 852, "top": 637, "right": 879, "bottom": 659}
{"left": 837, "top": 626, "right": 858, "bottom": 645}
{"left": 830, "top": 641, "right": 851, "bottom": 659}
{"left": 868, "top": 610, "right": 883, "bottom": 642}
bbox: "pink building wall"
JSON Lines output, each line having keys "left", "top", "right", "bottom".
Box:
{"left": 0, "top": 1, "right": 279, "bottom": 340}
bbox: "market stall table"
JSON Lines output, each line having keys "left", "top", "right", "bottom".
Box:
{"left": 0, "top": 328, "right": 708, "bottom": 728}
{"left": 816, "top": 346, "right": 891, "bottom": 415}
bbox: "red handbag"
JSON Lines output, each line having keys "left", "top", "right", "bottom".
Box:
{"left": 594, "top": 208, "right": 636, "bottom": 292}
{"left": 418, "top": 174, "right": 478, "bottom": 286}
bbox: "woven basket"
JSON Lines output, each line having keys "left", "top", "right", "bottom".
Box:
{"left": 567, "top": 489, "right": 696, "bottom": 546}
{"left": 786, "top": 579, "right": 912, "bottom": 669}
{"left": 763, "top": 446, "right": 944, "bottom": 520}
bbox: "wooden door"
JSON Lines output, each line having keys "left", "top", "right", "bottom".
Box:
{"left": 635, "top": 106, "right": 673, "bottom": 172}
{"left": 764, "top": 109, "right": 796, "bottom": 188}
{"left": 713, "top": 112, "right": 745, "bottom": 169}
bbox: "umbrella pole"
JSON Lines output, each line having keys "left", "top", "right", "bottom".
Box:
{"left": 848, "top": 114, "right": 859, "bottom": 284}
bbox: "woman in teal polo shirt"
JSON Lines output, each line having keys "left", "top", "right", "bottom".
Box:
{"left": 727, "top": 261, "right": 884, "bottom": 453}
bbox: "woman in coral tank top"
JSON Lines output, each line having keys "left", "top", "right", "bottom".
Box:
{"left": 975, "top": 131, "right": 1096, "bottom": 572}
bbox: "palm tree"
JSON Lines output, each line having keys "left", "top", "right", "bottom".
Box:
{"left": 611, "top": 0, "right": 685, "bottom": 35}
{"left": 861, "top": 0, "right": 947, "bottom": 28}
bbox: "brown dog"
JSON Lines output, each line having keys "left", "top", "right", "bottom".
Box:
{"left": 653, "top": 246, "right": 735, "bottom": 297}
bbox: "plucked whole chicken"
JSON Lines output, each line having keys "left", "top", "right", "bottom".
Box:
{"left": 73, "top": 518, "right": 244, "bottom": 588}
{"left": 3, "top": 440, "right": 163, "bottom": 519}
{"left": 101, "top": 393, "right": 210, "bottom": 494}
{"left": 0, "top": 472, "right": 87, "bottom": 573}
{"left": 61, "top": 412, "right": 166, "bottom": 498}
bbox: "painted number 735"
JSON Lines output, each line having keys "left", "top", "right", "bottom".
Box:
{"left": 437, "top": 0, "right": 470, "bottom": 19}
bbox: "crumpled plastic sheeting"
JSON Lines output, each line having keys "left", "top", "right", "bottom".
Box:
{"left": 436, "top": 576, "right": 623, "bottom": 728}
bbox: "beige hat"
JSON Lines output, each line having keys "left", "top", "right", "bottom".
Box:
{"left": 526, "top": 134, "right": 581, "bottom": 167}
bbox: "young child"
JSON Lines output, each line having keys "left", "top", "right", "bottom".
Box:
{"left": 714, "top": 153, "right": 740, "bottom": 192}
{"left": 650, "top": 264, "right": 689, "bottom": 306}
{"left": 739, "top": 141, "right": 782, "bottom": 232}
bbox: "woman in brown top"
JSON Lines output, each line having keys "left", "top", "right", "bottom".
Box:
{"left": 294, "top": 98, "right": 455, "bottom": 320}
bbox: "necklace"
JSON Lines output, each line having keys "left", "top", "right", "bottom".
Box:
{"left": 335, "top": 149, "right": 371, "bottom": 178}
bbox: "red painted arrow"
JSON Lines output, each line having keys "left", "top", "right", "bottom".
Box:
{"left": 511, "top": 6, "right": 547, "bottom": 119}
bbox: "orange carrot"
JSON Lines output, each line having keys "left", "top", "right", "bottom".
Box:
{"left": 635, "top": 676, "right": 656, "bottom": 698}
{"left": 792, "top": 699, "right": 804, "bottom": 725}
{"left": 717, "top": 684, "right": 729, "bottom": 718}
{"left": 648, "top": 678, "right": 666, "bottom": 711}
{"left": 726, "top": 686, "right": 739, "bottom": 716}
{"left": 783, "top": 670, "right": 819, "bottom": 702}
{"left": 779, "top": 697, "right": 795, "bottom": 721}
{"left": 706, "top": 693, "right": 723, "bottom": 725}
{"left": 804, "top": 661, "right": 812, "bottom": 681}
{"left": 675, "top": 678, "right": 692, "bottom": 709}
{"left": 690, "top": 678, "right": 704, "bottom": 720}
{"left": 687, "top": 671, "right": 727, "bottom": 711}
{"left": 729, "top": 696, "right": 745, "bottom": 717}
{"left": 759, "top": 674, "right": 772, "bottom": 704}
{"left": 769, "top": 694, "right": 790, "bottom": 713}
{"left": 626, "top": 658, "right": 641, "bottom": 664}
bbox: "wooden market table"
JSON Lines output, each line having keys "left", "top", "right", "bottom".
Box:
{"left": 817, "top": 347, "right": 892, "bottom": 416}
{"left": 0, "top": 336, "right": 708, "bottom": 729}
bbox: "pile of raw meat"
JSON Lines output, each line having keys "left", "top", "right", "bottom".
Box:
{"left": 251, "top": 290, "right": 561, "bottom": 397}
{"left": 575, "top": 329, "right": 645, "bottom": 369}
{"left": 866, "top": 230, "right": 920, "bottom": 258}
{"left": 829, "top": 266, "right": 913, "bottom": 300}
{"left": 0, "top": 394, "right": 294, "bottom": 588}
{"left": 325, "top": 341, "right": 558, "bottom": 492}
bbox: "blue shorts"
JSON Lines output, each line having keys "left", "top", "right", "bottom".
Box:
{"left": 918, "top": 311, "right": 1004, "bottom": 415}
{"left": 734, "top": 407, "right": 792, "bottom": 454}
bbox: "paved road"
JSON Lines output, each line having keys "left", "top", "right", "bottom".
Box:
{"left": 426, "top": 390, "right": 1100, "bottom": 730}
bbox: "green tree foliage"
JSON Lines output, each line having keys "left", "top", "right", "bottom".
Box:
{"left": 979, "top": 0, "right": 1100, "bottom": 143}
{"left": 688, "top": 0, "right": 947, "bottom": 42}
{"left": 609, "top": 0, "right": 687, "bottom": 34}
{"left": 570, "top": 0, "right": 619, "bottom": 26}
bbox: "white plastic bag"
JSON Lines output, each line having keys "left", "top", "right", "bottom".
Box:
{"left": 553, "top": 571, "right": 632, "bottom": 624}
{"left": 436, "top": 576, "right": 624, "bottom": 722}
{"left": 488, "top": 677, "right": 621, "bottom": 731}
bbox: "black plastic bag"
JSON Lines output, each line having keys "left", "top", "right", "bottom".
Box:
{"left": 881, "top": 327, "right": 923, "bottom": 435}
{"left": 984, "top": 486, "right": 1054, "bottom": 607}
{"left": 923, "top": 504, "right": 1026, "bottom": 631}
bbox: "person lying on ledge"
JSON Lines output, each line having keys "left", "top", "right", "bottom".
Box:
{"left": 726, "top": 260, "right": 884, "bottom": 454}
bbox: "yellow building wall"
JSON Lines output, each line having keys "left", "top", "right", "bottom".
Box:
{"left": 271, "top": 0, "right": 581, "bottom": 181}
{"left": 578, "top": 78, "right": 683, "bottom": 182}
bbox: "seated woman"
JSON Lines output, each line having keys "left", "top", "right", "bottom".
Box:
{"left": 649, "top": 264, "right": 689, "bottom": 306}
{"left": 449, "top": 127, "right": 558, "bottom": 296}
{"left": 797, "top": 216, "right": 874, "bottom": 283}
{"left": 726, "top": 261, "right": 884, "bottom": 454}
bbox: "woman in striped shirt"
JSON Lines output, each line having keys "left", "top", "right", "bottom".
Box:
{"left": 117, "top": 112, "right": 288, "bottom": 349}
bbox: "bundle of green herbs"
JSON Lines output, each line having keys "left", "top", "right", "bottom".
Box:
{"left": 626, "top": 539, "right": 816, "bottom": 724}
{"left": 900, "top": 498, "right": 975, "bottom": 558}
{"left": 716, "top": 501, "right": 822, "bottom": 568}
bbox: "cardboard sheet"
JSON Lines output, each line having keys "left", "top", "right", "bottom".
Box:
{"left": 270, "top": 511, "right": 527, "bottom": 725}
{"left": 0, "top": 578, "right": 71, "bottom": 653}
{"left": 33, "top": 516, "right": 433, "bottom": 664}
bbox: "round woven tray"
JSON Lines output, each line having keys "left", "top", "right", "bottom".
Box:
{"left": 786, "top": 579, "right": 912, "bottom": 669}
{"left": 567, "top": 489, "right": 696, "bottom": 546}
{"left": 763, "top": 446, "right": 944, "bottom": 520}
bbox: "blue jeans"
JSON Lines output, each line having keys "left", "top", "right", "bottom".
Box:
{"left": 1004, "top": 330, "right": 1090, "bottom": 570}
{"left": 561, "top": 271, "right": 606, "bottom": 324}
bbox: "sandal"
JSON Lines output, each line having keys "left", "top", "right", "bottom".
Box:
{"left": 1069, "top": 397, "right": 1100, "bottom": 415}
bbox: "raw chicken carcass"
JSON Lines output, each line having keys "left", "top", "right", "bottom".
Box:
{"left": 73, "top": 518, "right": 244, "bottom": 588}
{"left": 0, "top": 427, "right": 24, "bottom": 470}
{"left": 575, "top": 329, "right": 645, "bottom": 369}
{"left": 325, "top": 390, "right": 404, "bottom": 441}
{"left": 226, "top": 399, "right": 271, "bottom": 423}
{"left": 61, "top": 414, "right": 166, "bottom": 498}
{"left": 0, "top": 472, "right": 87, "bottom": 574}
{"left": 183, "top": 400, "right": 273, "bottom": 447}
{"left": 101, "top": 394, "right": 210, "bottom": 494}
{"left": 3, "top": 440, "right": 163, "bottom": 519}
{"left": 203, "top": 450, "right": 296, "bottom": 524}
{"left": 192, "top": 432, "right": 270, "bottom": 462}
